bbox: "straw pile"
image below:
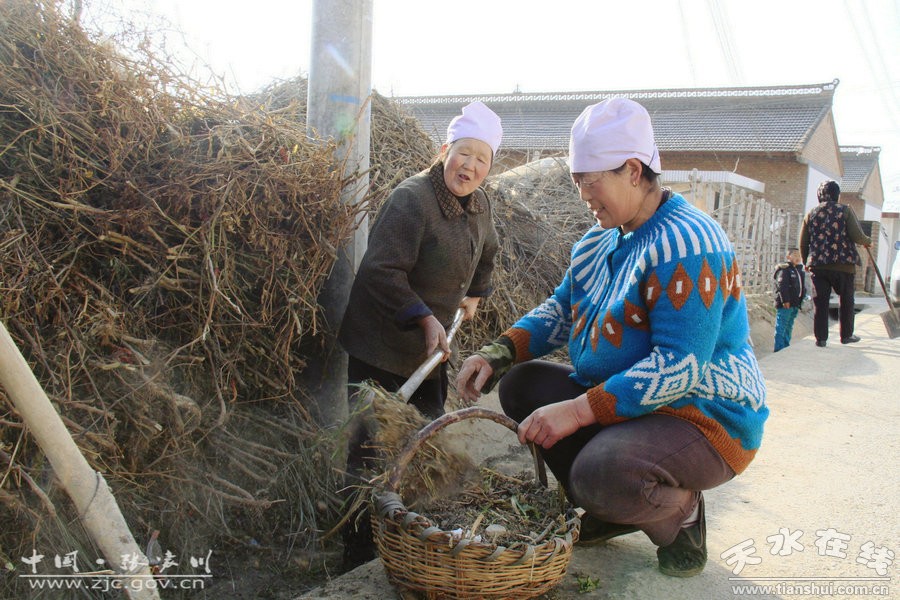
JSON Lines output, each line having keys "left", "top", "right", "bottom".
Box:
{"left": 0, "top": 0, "right": 360, "bottom": 589}
{"left": 254, "top": 77, "right": 437, "bottom": 213}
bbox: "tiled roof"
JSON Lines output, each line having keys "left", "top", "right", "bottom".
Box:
{"left": 839, "top": 146, "right": 881, "bottom": 193}
{"left": 394, "top": 80, "right": 838, "bottom": 154}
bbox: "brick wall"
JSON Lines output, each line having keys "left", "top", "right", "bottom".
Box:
{"left": 843, "top": 194, "right": 866, "bottom": 217}
{"left": 800, "top": 115, "right": 842, "bottom": 176}
{"left": 661, "top": 153, "right": 809, "bottom": 213}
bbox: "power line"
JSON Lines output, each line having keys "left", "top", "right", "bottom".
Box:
{"left": 843, "top": 0, "right": 900, "bottom": 132}
{"left": 707, "top": 0, "right": 744, "bottom": 85}
{"left": 677, "top": 0, "right": 699, "bottom": 85}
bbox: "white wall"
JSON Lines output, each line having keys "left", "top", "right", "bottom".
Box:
{"left": 805, "top": 167, "right": 831, "bottom": 212}
{"left": 863, "top": 202, "right": 881, "bottom": 221}
{"left": 880, "top": 217, "right": 900, "bottom": 286}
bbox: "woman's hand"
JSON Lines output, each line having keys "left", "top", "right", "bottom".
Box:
{"left": 455, "top": 354, "right": 493, "bottom": 405}
{"left": 418, "top": 315, "right": 451, "bottom": 360}
{"left": 517, "top": 395, "right": 595, "bottom": 449}
{"left": 459, "top": 296, "right": 481, "bottom": 321}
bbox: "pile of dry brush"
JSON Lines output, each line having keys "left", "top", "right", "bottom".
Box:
{"left": 0, "top": 0, "right": 434, "bottom": 588}
{"left": 0, "top": 0, "right": 589, "bottom": 594}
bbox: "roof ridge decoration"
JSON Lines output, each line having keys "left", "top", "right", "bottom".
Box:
{"left": 840, "top": 145, "right": 881, "bottom": 155}
{"left": 395, "top": 79, "right": 840, "bottom": 106}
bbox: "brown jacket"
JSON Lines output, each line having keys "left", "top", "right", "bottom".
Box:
{"left": 338, "top": 163, "right": 498, "bottom": 377}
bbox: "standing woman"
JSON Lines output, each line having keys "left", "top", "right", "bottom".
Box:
{"left": 799, "top": 180, "right": 872, "bottom": 347}
{"left": 338, "top": 102, "right": 502, "bottom": 569}
{"left": 456, "top": 98, "right": 768, "bottom": 577}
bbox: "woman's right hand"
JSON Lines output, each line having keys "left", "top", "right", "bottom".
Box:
{"left": 455, "top": 354, "right": 494, "bottom": 405}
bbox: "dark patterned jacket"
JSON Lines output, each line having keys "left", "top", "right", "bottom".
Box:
{"left": 773, "top": 263, "right": 805, "bottom": 308}
{"left": 800, "top": 200, "right": 871, "bottom": 273}
{"left": 338, "top": 163, "right": 498, "bottom": 378}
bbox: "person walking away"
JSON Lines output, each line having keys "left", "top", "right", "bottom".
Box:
{"left": 773, "top": 248, "right": 806, "bottom": 352}
{"left": 799, "top": 180, "right": 872, "bottom": 347}
{"left": 337, "top": 102, "right": 502, "bottom": 570}
{"left": 456, "top": 98, "right": 768, "bottom": 578}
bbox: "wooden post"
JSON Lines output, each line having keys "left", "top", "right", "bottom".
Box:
{"left": 757, "top": 198, "right": 767, "bottom": 293}
{"left": 0, "top": 321, "right": 160, "bottom": 600}
{"left": 738, "top": 194, "right": 753, "bottom": 289}
{"left": 750, "top": 196, "right": 764, "bottom": 293}
{"left": 725, "top": 183, "right": 736, "bottom": 235}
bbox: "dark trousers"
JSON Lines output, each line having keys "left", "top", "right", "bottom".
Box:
{"left": 499, "top": 361, "right": 734, "bottom": 547}
{"left": 341, "top": 355, "right": 447, "bottom": 567}
{"left": 810, "top": 268, "right": 856, "bottom": 342}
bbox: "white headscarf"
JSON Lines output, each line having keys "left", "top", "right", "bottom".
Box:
{"left": 568, "top": 97, "right": 661, "bottom": 174}
{"left": 446, "top": 101, "right": 503, "bottom": 156}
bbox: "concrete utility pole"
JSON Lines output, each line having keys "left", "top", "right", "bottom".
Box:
{"left": 306, "top": 0, "right": 372, "bottom": 426}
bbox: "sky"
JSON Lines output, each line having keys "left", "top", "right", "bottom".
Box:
{"left": 86, "top": 0, "right": 900, "bottom": 210}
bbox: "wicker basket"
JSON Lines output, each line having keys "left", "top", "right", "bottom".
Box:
{"left": 371, "top": 407, "right": 580, "bottom": 599}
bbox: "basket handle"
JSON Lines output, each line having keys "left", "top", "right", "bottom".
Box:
{"left": 385, "top": 406, "right": 547, "bottom": 493}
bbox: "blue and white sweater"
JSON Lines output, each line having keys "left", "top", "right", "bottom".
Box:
{"left": 502, "top": 194, "right": 768, "bottom": 473}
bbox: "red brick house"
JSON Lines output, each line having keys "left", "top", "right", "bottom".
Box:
{"left": 839, "top": 146, "right": 888, "bottom": 289}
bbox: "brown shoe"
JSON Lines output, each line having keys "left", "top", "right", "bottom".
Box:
{"left": 657, "top": 495, "right": 706, "bottom": 577}
{"left": 577, "top": 514, "right": 639, "bottom": 546}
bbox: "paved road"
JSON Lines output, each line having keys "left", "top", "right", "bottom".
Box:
{"left": 301, "top": 300, "right": 900, "bottom": 599}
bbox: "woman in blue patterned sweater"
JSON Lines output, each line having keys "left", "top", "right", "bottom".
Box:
{"left": 456, "top": 98, "right": 768, "bottom": 578}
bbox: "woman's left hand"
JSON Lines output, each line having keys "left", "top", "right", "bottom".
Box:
{"left": 418, "top": 315, "right": 451, "bottom": 360}
{"left": 517, "top": 395, "right": 595, "bottom": 449}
